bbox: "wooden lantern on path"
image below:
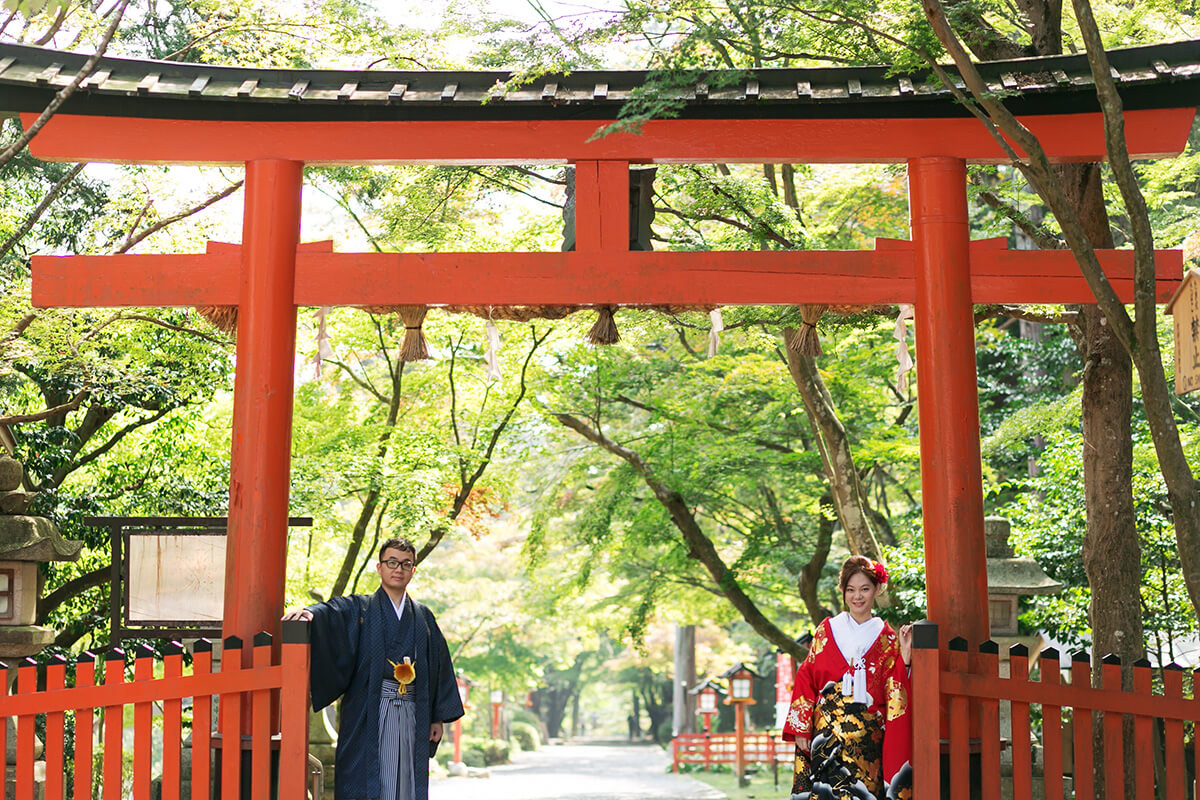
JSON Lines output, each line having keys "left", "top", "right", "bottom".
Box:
{"left": 689, "top": 678, "right": 726, "bottom": 736}
{"left": 490, "top": 689, "right": 503, "bottom": 740}
{"left": 453, "top": 674, "right": 471, "bottom": 764}
{"left": 720, "top": 662, "right": 761, "bottom": 787}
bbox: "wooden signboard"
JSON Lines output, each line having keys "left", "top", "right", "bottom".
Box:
{"left": 1166, "top": 269, "right": 1200, "bottom": 394}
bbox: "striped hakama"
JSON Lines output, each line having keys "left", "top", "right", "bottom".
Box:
{"left": 377, "top": 678, "right": 417, "bottom": 800}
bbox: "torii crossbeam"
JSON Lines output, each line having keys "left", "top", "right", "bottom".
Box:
{"left": 4, "top": 39, "right": 1196, "bottom": 667}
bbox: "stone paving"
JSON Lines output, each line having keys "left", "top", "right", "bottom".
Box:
{"left": 429, "top": 740, "right": 727, "bottom": 800}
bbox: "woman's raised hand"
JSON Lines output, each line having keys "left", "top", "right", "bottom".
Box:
{"left": 899, "top": 622, "right": 913, "bottom": 666}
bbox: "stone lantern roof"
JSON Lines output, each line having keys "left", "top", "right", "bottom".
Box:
{"left": 984, "top": 516, "right": 1063, "bottom": 596}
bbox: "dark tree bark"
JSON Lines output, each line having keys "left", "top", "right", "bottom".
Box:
{"left": 799, "top": 495, "right": 835, "bottom": 624}
{"left": 924, "top": 6, "right": 1146, "bottom": 794}
{"left": 553, "top": 411, "right": 808, "bottom": 661}
{"left": 781, "top": 329, "right": 888, "bottom": 570}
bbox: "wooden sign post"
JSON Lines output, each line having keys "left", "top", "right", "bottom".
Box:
{"left": 1166, "top": 268, "right": 1200, "bottom": 394}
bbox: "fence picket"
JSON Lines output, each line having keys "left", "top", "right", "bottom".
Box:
{"left": 1193, "top": 669, "right": 1200, "bottom": 800}
{"left": 1038, "top": 649, "right": 1063, "bottom": 800}
{"left": 191, "top": 640, "right": 214, "bottom": 800}
{"left": 44, "top": 654, "right": 67, "bottom": 800}
{"left": 1009, "top": 644, "right": 1032, "bottom": 800}
{"left": 218, "top": 637, "right": 243, "bottom": 800}
{"left": 0, "top": 661, "right": 7, "bottom": 800}
{"left": 978, "top": 641, "right": 1001, "bottom": 800}
{"left": 1162, "top": 664, "right": 1185, "bottom": 800}
{"left": 16, "top": 658, "right": 36, "bottom": 800}
{"left": 162, "top": 642, "right": 184, "bottom": 800}
{"left": 250, "top": 633, "right": 272, "bottom": 800}
{"left": 948, "top": 638, "right": 970, "bottom": 799}
{"left": 1131, "top": 659, "right": 1154, "bottom": 798}
{"left": 1069, "top": 652, "right": 1093, "bottom": 800}
{"left": 1190, "top": 671, "right": 1200, "bottom": 800}
{"left": 1100, "top": 655, "right": 1124, "bottom": 798}
{"left": 134, "top": 645, "right": 154, "bottom": 800}
{"left": 102, "top": 649, "right": 125, "bottom": 800}
{"left": 73, "top": 653, "right": 95, "bottom": 800}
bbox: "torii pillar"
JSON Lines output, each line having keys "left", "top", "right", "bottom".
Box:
{"left": 224, "top": 160, "right": 304, "bottom": 647}
{"left": 909, "top": 156, "right": 990, "bottom": 648}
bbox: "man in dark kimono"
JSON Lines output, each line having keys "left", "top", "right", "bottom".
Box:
{"left": 283, "top": 538, "right": 463, "bottom": 800}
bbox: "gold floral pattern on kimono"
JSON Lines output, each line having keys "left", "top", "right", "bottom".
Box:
{"left": 781, "top": 614, "right": 913, "bottom": 799}
{"left": 886, "top": 675, "right": 909, "bottom": 720}
{"left": 791, "top": 682, "right": 884, "bottom": 799}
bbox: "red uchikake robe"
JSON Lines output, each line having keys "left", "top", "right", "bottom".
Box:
{"left": 781, "top": 615, "right": 913, "bottom": 798}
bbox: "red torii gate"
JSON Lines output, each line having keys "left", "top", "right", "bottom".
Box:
{"left": 4, "top": 43, "right": 1193, "bottom": 661}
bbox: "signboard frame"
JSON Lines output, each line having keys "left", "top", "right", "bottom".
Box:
{"left": 85, "top": 516, "right": 312, "bottom": 643}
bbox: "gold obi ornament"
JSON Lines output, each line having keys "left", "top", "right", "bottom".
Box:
{"left": 389, "top": 657, "right": 416, "bottom": 694}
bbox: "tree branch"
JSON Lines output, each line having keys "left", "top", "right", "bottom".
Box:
{"left": 0, "top": 0, "right": 132, "bottom": 172}
{"left": 0, "top": 390, "right": 86, "bottom": 426}
{"left": 550, "top": 409, "right": 806, "bottom": 660}
{"left": 0, "top": 163, "right": 86, "bottom": 263}
{"left": 117, "top": 179, "right": 244, "bottom": 254}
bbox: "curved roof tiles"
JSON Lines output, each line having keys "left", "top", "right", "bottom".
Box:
{"left": 0, "top": 40, "right": 1199, "bottom": 122}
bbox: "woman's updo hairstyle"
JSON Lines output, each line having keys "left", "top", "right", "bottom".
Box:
{"left": 839, "top": 554, "right": 887, "bottom": 592}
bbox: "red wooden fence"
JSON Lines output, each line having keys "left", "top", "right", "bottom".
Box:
{"left": 912, "top": 621, "right": 1200, "bottom": 800}
{"left": 671, "top": 731, "right": 792, "bottom": 772}
{"left": 0, "top": 621, "right": 311, "bottom": 800}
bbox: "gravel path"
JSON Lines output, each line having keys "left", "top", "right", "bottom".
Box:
{"left": 429, "top": 740, "right": 727, "bottom": 800}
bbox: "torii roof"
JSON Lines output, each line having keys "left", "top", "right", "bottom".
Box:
{"left": 0, "top": 39, "right": 1199, "bottom": 123}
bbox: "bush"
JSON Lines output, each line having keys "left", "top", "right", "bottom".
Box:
{"left": 510, "top": 721, "right": 540, "bottom": 751}
{"left": 460, "top": 744, "right": 487, "bottom": 768}
{"left": 479, "top": 738, "right": 511, "bottom": 765}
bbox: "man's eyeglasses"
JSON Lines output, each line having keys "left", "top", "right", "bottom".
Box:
{"left": 381, "top": 558, "right": 416, "bottom": 571}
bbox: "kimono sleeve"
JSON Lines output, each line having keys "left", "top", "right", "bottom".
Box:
{"left": 882, "top": 638, "right": 913, "bottom": 795}
{"left": 424, "top": 605, "right": 465, "bottom": 724}
{"left": 307, "top": 596, "right": 361, "bottom": 712}
{"left": 781, "top": 621, "right": 829, "bottom": 744}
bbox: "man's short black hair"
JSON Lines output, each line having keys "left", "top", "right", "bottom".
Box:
{"left": 379, "top": 537, "right": 417, "bottom": 561}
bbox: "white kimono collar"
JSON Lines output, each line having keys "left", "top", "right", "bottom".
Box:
{"left": 828, "top": 611, "right": 884, "bottom": 705}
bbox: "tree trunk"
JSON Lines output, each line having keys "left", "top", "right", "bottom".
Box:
{"left": 1061, "top": 162, "right": 1143, "bottom": 800}
{"left": 799, "top": 494, "right": 835, "bottom": 624}
{"left": 553, "top": 411, "right": 809, "bottom": 661}
{"left": 672, "top": 625, "right": 696, "bottom": 736}
{"left": 781, "top": 329, "right": 887, "bottom": 567}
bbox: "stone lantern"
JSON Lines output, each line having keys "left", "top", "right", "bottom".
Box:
{"left": 0, "top": 454, "right": 82, "bottom": 655}
{"left": 0, "top": 453, "right": 82, "bottom": 790}
{"left": 984, "top": 516, "right": 1062, "bottom": 771}
{"left": 985, "top": 516, "right": 1062, "bottom": 641}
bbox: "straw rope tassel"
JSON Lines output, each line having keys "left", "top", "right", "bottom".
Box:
{"left": 788, "top": 304, "right": 827, "bottom": 356}
{"left": 197, "top": 306, "right": 238, "bottom": 335}
{"left": 588, "top": 306, "right": 620, "bottom": 345}
{"left": 398, "top": 305, "right": 430, "bottom": 361}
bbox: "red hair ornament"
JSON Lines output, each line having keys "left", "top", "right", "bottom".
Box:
{"left": 872, "top": 561, "right": 888, "bottom": 585}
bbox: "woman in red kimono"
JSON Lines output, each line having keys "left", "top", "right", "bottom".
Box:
{"left": 782, "top": 556, "right": 913, "bottom": 800}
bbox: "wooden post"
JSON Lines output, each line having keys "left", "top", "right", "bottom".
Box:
{"left": 734, "top": 702, "right": 746, "bottom": 787}
{"left": 908, "top": 157, "right": 991, "bottom": 651}
{"left": 911, "top": 621, "right": 941, "bottom": 800}
{"left": 224, "top": 159, "right": 303, "bottom": 655}
{"left": 280, "top": 621, "right": 312, "bottom": 800}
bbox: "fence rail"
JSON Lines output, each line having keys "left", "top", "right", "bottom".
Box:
{"left": 671, "top": 732, "right": 792, "bottom": 772}
{"left": 0, "top": 620, "right": 311, "bottom": 800}
{"left": 912, "top": 621, "right": 1200, "bottom": 800}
